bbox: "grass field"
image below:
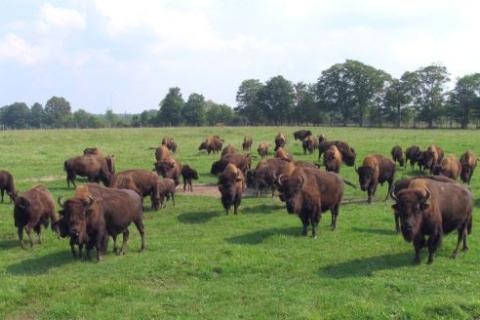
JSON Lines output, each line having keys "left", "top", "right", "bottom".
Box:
{"left": 0, "top": 127, "right": 479, "bottom": 319}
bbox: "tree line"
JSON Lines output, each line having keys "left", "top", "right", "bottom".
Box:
{"left": 2, "top": 60, "right": 480, "bottom": 129}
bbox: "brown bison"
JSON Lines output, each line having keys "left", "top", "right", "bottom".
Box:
{"left": 317, "top": 136, "right": 356, "bottom": 166}
{"left": 433, "top": 155, "right": 462, "bottom": 180}
{"left": 155, "top": 145, "right": 171, "bottom": 161}
{"left": 242, "top": 136, "right": 253, "bottom": 152}
{"left": 391, "top": 178, "right": 473, "bottom": 264}
{"left": 275, "top": 147, "right": 293, "bottom": 162}
{"left": 460, "top": 150, "right": 478, "bottom": 184}
{"left": 211, "top": 153, "right": 252, "bottom": 175}
{"left": 302, "top": 135, "right": 319, "bottom": 154}
{"left": 161, "top": 137, "right": 177, "bottom": 153}
{"left": 293, "top": 130, "right": 312, "bottom": 141}
{"left": 323, "top": 145, "right": 342, "bottom": 173}
{"left": 274, "top": 132, "right": 287, "bottom": 151}
{"left": 404, "top": 145, "right": 421, "bottom": 169}
{"left": 111, "top": 169, "right": 162, "bottom": 210}
{"left": 199, "top": 135, "right": 223, "bottom": 154}
{"left": 13, "top": 186, "right": 58, "bottom": 248}
{"left": 83, "top": 147, "right": 104, "bottom": 156}
{"left": 257, "top": 143, "right": 270, "bottom": 158}
{"left": 69, "top": 184, "right": 145, "bottom": 256}
{"left": 64, "top": 155, "right": 115, "bottom": 188}
{"left": 391, "top": 145, "right": 404, "bottom": 167}
{"left": 154, "top": 158, "right": 182, "bottom": 186}
{"left": 356, "top": 155, "right": 396, "bottom": 203}
{"left": 277, "top": 166, "right": 344, "bottom": 237}
{"left": 0, "top": 170, "right": 15, "bottom": 203}
{"left": 181, "top": 165, "right": 199, "bottom": 192}
{"left": 218, "top": 164, "right": 246, "bottom": 214}
{"left": 157, "top": 178, "right": 176, "bottom": 207}
{"left": 221, "top": 144, "right": 237, "bottom": 157}
{"left": 423, "top": 145, "right": 444, "bottom": 173}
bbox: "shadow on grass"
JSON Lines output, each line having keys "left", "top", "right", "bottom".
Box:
{"left": 240, "top": 203, "right": 281, "bottom": 215}
{"left": 0, "top": 239, "right": 19, "bottom": 249}
{"left": 352, "top": 227, "right": 397, "bottom": 236}
{"left": 318, "top": 252, "right": 412, "bottom": 278}
{"left": 177, "top": 210, "right": 220, "bottom": 224}
{"left": 225, "top": 226, "right": 300, "bottom": 245}
{"left": 7, "top": 250, "right": 73, "bottom": 276}
{"left": 475, "top": 198, "right": 480, "bottom": 208}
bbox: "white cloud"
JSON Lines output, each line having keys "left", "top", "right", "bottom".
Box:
{"left": 0, "top": 33, "right": 48, "bottom": 65}
{"left": 39, "top": 3, "right": 86, "bottom": 30}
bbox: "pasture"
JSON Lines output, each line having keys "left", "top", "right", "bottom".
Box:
{"left": 0, "top": 127, "right": 479, "bottom": 319}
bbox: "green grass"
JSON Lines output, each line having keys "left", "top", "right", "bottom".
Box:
{"left": 0, "top": 127, "right": 479, "bottom": 319}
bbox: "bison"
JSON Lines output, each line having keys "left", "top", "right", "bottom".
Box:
{"left": 405, "top": 145, "right": 421, "bottom": 169}
{"left": 323, "top": 145, "right": 342, "bottom": 173}
{"left": 391, "top": 177, "right": 473, "bottom": 264}
{"left": 460, "top": 150, "right": 478, "bottom": 184}
{"left": 199, "top": 136, "right": 223, "bottom": 154}
{"left": 423, "top": 145, "right": 444, "bottom": 173}
{"left": 293, "top": 130, "right": 312, "bottom": 141}
{"left": 274, "top": 132, "right": 287, "bottom": 151}
{"left": 110, "top": 169, "right": 162, "bottom": 210}
{"left": 155, "top": 145, "right": 171, "bottom": 161}
{"left": 157, "top": 178, "right": 176, "bottom": 207}
{"left": 13, "top": 186, "right": 58, "bottom": 248}
{"left": 257, "top": 143, "right": 270, "bottom": 158}
{"left": 302, "top": 136, "right": 319, "bottom": 154}
{"left": 221, "top": 144, "right": 237, "bottom": 157}
{"left": 218, "top": 164, "right": 246, "bottom": 214}
{"left": 181, "top": 165, "right": 199, "bottom": 192}
{"left": 277, "top": 166, "right": 344, "bottom": 237}
{"left": 433, "top": 155, "right": 462, "bottom": 180}
{"left": 0, "top": 170, "right": 15, "bottom": 203}
{"left": 356, "top": 155, "right": 396, "bottom": 203}
{"left": 317, "top": 136, "right": 356, "bottom": 166}
{"left": 391, "top": 145, "right": 404, "bottom": 167}
{"left": 154, "top": 158, "right": 182, "bottom": 186}
{"left": 242, "top": 136, "right": 253, "bottom": 152}
{"left": 211, "top": 153, "right": 252, "bottom": 176}
{"left": 161, "top": 137, "right": 177, "bottom": 153}
{"left": 64, "top": 155, "right": 115, "bottom": 188}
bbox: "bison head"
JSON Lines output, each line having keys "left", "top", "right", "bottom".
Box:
{"left": 155, "top": 160, "right": 175, "bottom": 177}
{"left": 391, "top": 189, "right": 431, "bottom": 241}
{"left": 198, "top": 142, "right": 207, "bottom": 151}
{"left": 58, "top": 196, "right": 95, "bottom": 243}
{"left": 210, "top": 160, "right": 226, "bottom": 175}
{"left": 277, "top": 174, "right": 304, "bottom": 214}
{"left": 343, "top": 148, "right": 356, "bottom": 166}
{"left": 356, "top": 166, "right": 374, "bottom": 191}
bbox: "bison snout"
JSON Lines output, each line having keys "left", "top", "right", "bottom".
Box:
{"left": 286, "top": 201, "right": 296, "bottom": 214}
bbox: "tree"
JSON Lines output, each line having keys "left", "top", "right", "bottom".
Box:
{"left": 44, "top": 96, "right": 72, "bottom": 128}
{"left": 235, "top": 79, "right": 264, "bottom": 124}
{"left": 158, "top": 87, "right": 184, "bottom": 126}
{"left": 409, "top": 65, "right": 450, "bottom": 128}
{"left": 256, "top": 75, "right": 294, "bottom": 124}
{"left": 73, "top": 109, "right": 104, "bottom": 128}
{"left": 205, "top": 101, "right": 234, "bottom": 125}
{"left": 182, "top": 93, "right": 206, "bottom": 126}
{"left": 293, "top": 83, "right": 323, "bottom": 124}
{"left": 0, "top": 102, "right": 30, "bottom": 128}
{"left": 449, "top": 74, "right": 480, "bottom": 128}
{"left": 29, "top": 102, "right": 45, "bottom": 128}
{"left": 384, "top": 73, "right": 415, "bottom": 127}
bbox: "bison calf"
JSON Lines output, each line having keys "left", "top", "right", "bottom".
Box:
{"left": 257, "top": 143, "right": 270, "bottom": 158}
{"left": 242, "top": 136, "right": 253, "bottom": 151}
{"left": 181, "top": 165, "right": 199, "bottom": 192}
{"left": 391, "top": 145, "right": 404, "bottom": 167}
{"left": 0, "top": 170, "right": 15, "bottom": 203}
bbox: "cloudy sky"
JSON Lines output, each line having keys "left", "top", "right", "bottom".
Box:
{"left": 0, "top": 0, "right": 479, "bottom": 113}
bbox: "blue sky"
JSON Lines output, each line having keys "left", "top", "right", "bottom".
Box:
{"left": 0, "top": 0, "right": 479, "bottom": 113}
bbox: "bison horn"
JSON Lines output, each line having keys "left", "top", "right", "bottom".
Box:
{"left": 299, "top": 175, "right": 305, "bottom": 189}
{"left": 57, "top": 196, "right": 65, "bottom": 208}
{"left": 389, "top": 190, "right": 398, "bottom": 201}
{"left": 277, "top": 174, "right": 284, "bottom": 187}
{"left": 423, "top": 189, "right": 431, "bottom": 203}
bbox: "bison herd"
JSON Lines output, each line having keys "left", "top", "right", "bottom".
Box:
{"left": 1, "top": 129, "right": 478, "bottom": 265}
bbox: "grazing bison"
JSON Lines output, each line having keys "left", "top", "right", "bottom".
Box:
{"left": 302, "top": 136, "right": 319, "bottom": 154}
{"left": 157, "top": 178, "right": 176, "bottom": 207}
{"left": 0, "top": 170, "right": 15, "bottom": 203}
{"left": 356, "top": 155, "right": 396, "bottom": 203}
{"left": 405, "top": 145, "right": 421, "bottom": 169}
{"left": 13, "top": 186, "right": 58, "bottom": 248}
{"left": 199, "top": 136, "right": 223, "bottom": 154}
{"left": 293, "top": 130, "right": 312, "bottom": 141}
{"left": 181, "top": 165, "right": 199, "bottom": 192}
{"left": 221, "top": 144, "right": 237, "bottom": 157}
{"left": 433, "top": 155, "right": 462, "bottom": 180}
{"left": 83, "top": 147, "right": 104, "bottom": 157}
{"left": 391, "top": 178, "right": 473, "bottom": 264}
{"left": 274, "top": 132, "right": 287, "bottom": 151}
{"left": 161, "top": 137, "right": 177, "bottom": 153}
{"left": 154, "top": 158, "right": 182, "bottom": 186}
{"left": 277, "top": 166, "right": 344, "bottom": 237}
{"left": 218, "top": 164, "right": 246, "bottom": 214}
{"left": 460, "top": 150, "right": 478, "bottom": 184}
{"left": 323, "top": 145, "right": 342, "bottom": 173}
{"left": 317, "top": 136, "right": 356, "bottom": 166}
{"left": 242, "top": 136, "right": 253, "bottom": 152}
{"left": 64, "top": 155, "right": 115, "bottom": 188}
{"left": 257, "top": 143, "right": 270, "bottom": 158}
{"left": 72, "top": 184, "right": 145, "bottom": 256}
{"left": 391, "top": 145, "right": 404, "bottom": 167}
{"left": 275, "top": 147, "right": 293, "bottom": 162}
{"left": 211, "top": 153, "right": 252, "bottom": 175}
{"left": 111, "top": 169, "right": 162, "bottom": 210}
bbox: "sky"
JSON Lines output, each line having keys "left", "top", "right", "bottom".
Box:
{"left": 0, "top": 0, "right": 479, "bottom": 114}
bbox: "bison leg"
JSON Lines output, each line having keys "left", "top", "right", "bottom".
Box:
{"left": 25, "top": 225, "right": 34, "bottom": 248}
{"left": 330, "top": 204, "right": 340, "bottom": 231}
{"left": 34, "top": 224, "right": 42, "bottom": 244}
{"left": 0, "top": 188, "right": 4, "bottom": 202}
{"left": 70, "top": 238, "right": 77, "bottom": 258}
{"left": 17, "top": 226, "right": 25, "bottom": 249}
{"left": 394, "top": 213, "right": 400, "bottom": 233}
{"left": 311, "top": 214, "right": 320, "bottom": 239}
{"left": 413, "top": 236, "right": 426, "bottom": 264}
{"left": 384, "top": 178, "right": 394, "bottom": 201}
{"left": 112, "top": 235, "right": 118, "bottom": 254}
{"left": 171, "top": 192, "right": 176, "bottom": 206}
{"left": 300, "top": 215, "right": 309, "bottom": 236}
{"left": 134, "top": 219, "right": 145, "bottom": 252}
{"left": 452, "top": 225, "right": 469, "bottom": 257}
{"left": 183, "top": 179, "right": 187, "bottom": 192}
{"left": 119, "top": 229, "right": 129, "bottom": 255}
{"left": 427, "top": 233, "right": 441, "bottom": 264}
